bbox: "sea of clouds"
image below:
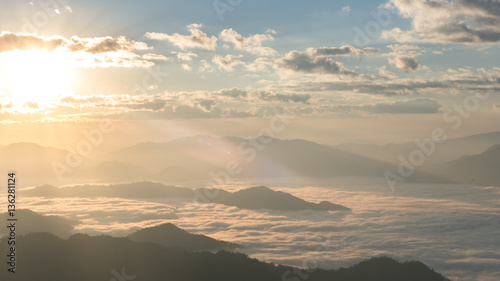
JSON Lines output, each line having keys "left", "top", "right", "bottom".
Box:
{"left": 17, "top": 177, "right": 500, "bottom": 281}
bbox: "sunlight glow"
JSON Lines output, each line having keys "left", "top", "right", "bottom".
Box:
{"left": 0, "top": 49, "right": 75, "bottom": 104}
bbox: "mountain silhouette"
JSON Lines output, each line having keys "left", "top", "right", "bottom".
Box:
{"left": 336, "top": 131, "right": 500, "bottom": 164}
{"left": 0, "top": 143, "right": 67, "bottom": 181}
{"left": 23, "top": 181, "right": 194, "bottom": 198}
{"left": 104, "top": 136, "right": 392, "bottom": 179}
{"left": 149, "top": 165, "right": 207, "bottom": 182}
{"left": 200, "top": 186, "right": 350, "bottom": 211}
{"left": 0, "top": 232, "right": 449, "bottom": 281}
{"left": 71, "top": 160, "right": 148, "bottom": 180}
{"left": 3, "top": 132, "right": 498, "bottom": 184}
{"left": 418, "top": 144, "right": 500, "bottom": 186}
{"left": 128, "top": 223, "right": 240, "bottom": 251}
{"left": 23, "top": 182, "right": 350, "bottom": 212}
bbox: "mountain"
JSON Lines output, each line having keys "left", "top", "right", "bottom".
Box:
{"left": 22, "top": 181, "right": 194, "bottom": 199}
{"left": 2, "top": 132, "right": 498, "bottom": 184}
{"left": 336, "top": 131, "right": 500, "bottom": 164}
{"left": 418, "top": 144, "right": 500, "bottom": 186}
{"left": 23, "top": 182, "right": 350, "bottom": 212}
{"left": 71, "top": 160, "right": 148, "bottom": 180}
{"left": 202, "top": 186, "right": 351, "bottom": 211}
{"left": 106, "top": 139, "right": 216, "bottom": 173}
{"left": 128, "top": 223, "right": 240, "bottom": 251}
{"left": 105, "top": 136, "right": 392, "bottom": 180}
{"left": 0, "top": 232, "right": 449, "bottom": 281}
{"left": 0, "top": 209, "right": 78, "bottom": 239}
{"left": 0, "top": 142, "right": 68, "bottom": 180}
{"left": 148, "top": 165, "right": 208, "bottom": 182}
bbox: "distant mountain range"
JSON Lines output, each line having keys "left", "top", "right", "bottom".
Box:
{"left": 22, "top": 182, "right": 351, "bottom": 212}
{"left": 0, "top": 232, "right": 450, "bottom": 281}
{"left": 415, "top": 144, "right": 500, "bottom": 186}
{"left": 0, "top": 142, "right": 67, "bottom": 180}
{"left": 102, "top": 136, "right": 392, "bottom": 179}
{"left": 336, "top": 131, "right": 500, "bottom": 164}
{"left": 128, "top": 223, "right": 240, "bottom": 251}
{"left": 2, "top": 131, "right": 499, "bottom": 187}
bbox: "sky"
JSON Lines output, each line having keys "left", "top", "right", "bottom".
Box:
{"left": 0, "top": 0, "right": 499, "bottom": 147}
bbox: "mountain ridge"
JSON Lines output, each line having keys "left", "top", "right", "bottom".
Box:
{"left": 23, "top": 182, "right": 351, "bottom": 212}
{"left": 0, "top": 232, "right": 450, "bottom": 281}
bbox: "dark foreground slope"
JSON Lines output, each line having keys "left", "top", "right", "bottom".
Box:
{"left": 0, "top": 209, "right": 78, "bottom": 239}
{"left": 0, "top": 233, "right": 449, "bottom": 281}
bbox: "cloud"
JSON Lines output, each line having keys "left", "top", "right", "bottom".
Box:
{"left": 173, "top": 51, "right": 198, "bottom": 61}
{"left": 307, "top": 46, "right": 380, "bottom": 57}
{"left": 59, "top": 96, "right": 107, "bottom": 105}
{"left": 340, "top": 6, "right": 351, "bottom": 13}
{"left": 24, "top": 101, "right": 39, "bottom": 109}
{"left": 66, "top": 36, "right": 150, "bottom": 53}
{"left": 81, "top": 52, "right": 154, "bottom": 68}
{"left": 0, "top": 32, "right": 155, "bottom": 68}
{"left": 386, "top": 44, "right": 423, "bottom": 73}
{"left": 386, "top": 44, "right": 420, "bottom": 54}
{"left": 265, "top": 28, "right": 278, "bottom": 35}
{"left": 0, "top": 32, "right": 150, "bottom": 54}
{"left": 257, "top": 92, "right": 311, "bottom": 104}
{"left": 4, "top": 65, "right": 497, "bottom": 121}
{"left": 269, "top": 78, "right": 449, "bottom": 97}
{"left": 197, "top": 99, "right": 218, "bottom": 111}
{"left": 367, "top": 98, "right": 442, "bottom": 114}
{"left": 389, "top": 56, "right": 421, "bottom": 73}
{"left": 212, "top": 54, "right": 245, "bottom": 72}
{"left": 146, "top": 24, "right": 218, "bottom": 51}
{"left": 383, "top": 0, "right": 500, "bottom": 44}
{"left": 219, "top": 28, "right": 278, "bottom": 56}
{"left": 378, "top": 66, "right": 398, "bottom": 79}
{"left": 218, "top": 88, "right": 248, "bottom": 98}
{"left": 199, "top": 59, "right": 214, "bottom": 72}
{"left": 142, "top": 53, "right": 171, "bottom": 61}
{"left": 0, "top": 32, "right": 65, "bottom": 52}
{"left": 127, "top": 99, "right": 167, "bottom": 111}
{"left": 295, "top": 99, "right": 442, "bottom": 115}
{"left": 273, "top": 50, "right": 356, "bottom": 76}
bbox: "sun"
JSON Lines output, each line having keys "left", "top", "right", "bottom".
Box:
{"left": 0, "top": 49, "right": 75, "bottom": 104}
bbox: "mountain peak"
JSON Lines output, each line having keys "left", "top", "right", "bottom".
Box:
{"left": 128, "top": 222, "right": 240, "bottom": 251}
{"left": 484, "top": 144, "right": 500, "bottom": 154}
{"left": 152, "top": 222, "right": 184, "bottom": 231}
{"left": 245, "top": 186, "right": 273, "bottom": 192}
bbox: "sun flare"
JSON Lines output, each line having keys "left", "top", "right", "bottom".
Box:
{"left": 0, "top": 49, "right": 75, "bottom": 104}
